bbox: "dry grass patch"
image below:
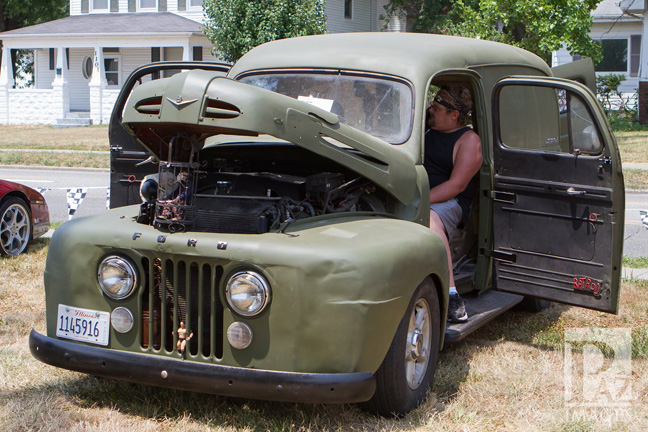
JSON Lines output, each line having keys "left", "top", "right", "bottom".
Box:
{"left": 616, "top": 132, "right": 648, "bottom": 164}
{"left": 0, "top": 150, "right": 108, "bottom": 169}
{"left": 0, "top": 125, "right": 108, "bottom": 152}
{"left": 622, "top": 168, "right": 648, "bottom": 191}
{"left": 1, "top": 242, "right": 647, "bottom": 431}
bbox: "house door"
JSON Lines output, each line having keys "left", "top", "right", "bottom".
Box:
{"left": 491, "top": 76, "right": 624, "bottom": 313}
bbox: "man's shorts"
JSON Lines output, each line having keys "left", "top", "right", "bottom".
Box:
{"left": 430, "top": 198, "right": 462, "bottom": 240}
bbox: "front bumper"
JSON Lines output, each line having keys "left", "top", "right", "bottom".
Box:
{"left": 29, "top": 329, "right": 376, "bottom": 404}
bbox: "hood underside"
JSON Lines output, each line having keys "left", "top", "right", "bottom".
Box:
{"left": 121, "top": 70, "right": 417, "bottom": 205}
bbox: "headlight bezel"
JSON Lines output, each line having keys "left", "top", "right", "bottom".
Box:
{"left": 225, "top": 270, "right": 271, "bottom": 317}
{"left": 97, "top": 255, "right": 138, "bottom": 300}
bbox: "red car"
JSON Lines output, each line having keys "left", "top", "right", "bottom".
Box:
{"left": 0, "top": 180, "right": 50, "bottom": 256}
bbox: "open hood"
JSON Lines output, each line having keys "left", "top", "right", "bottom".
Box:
{"left": 121, "top": 70, "right": 417, "bottom": 205}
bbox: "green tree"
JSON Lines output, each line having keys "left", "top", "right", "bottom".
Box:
{"left": 203, "top": 0, "right": 327, "bottom": 63}
{"left": 383, "top": 0, "right": 602, "bottom": 64}
{"left": 0, "top": 0, "right": 69, "bottom": 84}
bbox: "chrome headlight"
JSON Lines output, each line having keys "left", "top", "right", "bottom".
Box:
{"left": 98, "top": 256, "right": 137, "bottom": 299}
{"left": 226, "top": 271, "right": 270, "bottom": 316}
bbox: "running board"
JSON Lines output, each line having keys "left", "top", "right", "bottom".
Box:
{"left": 444, "top": 291, "right": 523, "bottom": 343}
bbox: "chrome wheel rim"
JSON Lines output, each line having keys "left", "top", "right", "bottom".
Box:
{"left": 405, "top": 298, "right": 431, "bottom": 389}
{"left": 1, "top": 203, "right": 30, "bottom": 255}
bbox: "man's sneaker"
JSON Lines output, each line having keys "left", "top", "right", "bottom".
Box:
{"left": 448, "top": 293, "right": 468, "bottom": 323}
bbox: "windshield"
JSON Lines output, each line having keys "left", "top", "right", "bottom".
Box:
{"left": 239, "top": 71, "right": 414, "bottom": 144}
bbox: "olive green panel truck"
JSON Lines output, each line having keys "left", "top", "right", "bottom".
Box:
{"left": 31, "top": 33, "right": 624, "bottom": 416}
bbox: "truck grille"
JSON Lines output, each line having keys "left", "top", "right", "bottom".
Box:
{"left": 140, "top": 257, "right": 224, "bottom": 360}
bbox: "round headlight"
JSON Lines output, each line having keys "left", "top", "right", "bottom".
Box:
{"left": 226, "top": 271, "right": 270, "bottom": 316}
{"left": 98, "top": 256, "right": 137, "bottom": 299}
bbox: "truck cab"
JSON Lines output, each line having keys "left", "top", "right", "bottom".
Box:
{"left": 31, "top": 33, "right": 624, "bottom": 417}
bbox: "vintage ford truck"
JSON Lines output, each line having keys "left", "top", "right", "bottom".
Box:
{"left": 30, "top": 33, "right": 624, "bottom": 416}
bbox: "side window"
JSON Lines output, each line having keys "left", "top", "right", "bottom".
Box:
{"left": 497, "top": 84, "right": 602, "bottom": 155}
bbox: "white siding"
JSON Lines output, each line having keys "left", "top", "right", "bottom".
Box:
{"left": 175, "top": 2, "right": 206, "bottom": 23}
{"left": 202, "top": 46, "right": 218, "bottom": 61}
{"left": 326, "top": 0, "right": 374, "bottom": 33}
{"left": 377, "top": 0, "right": 405, "bottom": 32}
{"left": 35, "top": 49, "right": 55, "bottom": 89}
{"left": 68, "top": 48, "right": 94, "bottom": 110}
{"left": 70, "top": 0, "right": 82, "bottom": 16}
{"left": 122, "top": 47, "right": 151, "bottom": 79}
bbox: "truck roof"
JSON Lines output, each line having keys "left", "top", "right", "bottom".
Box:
{"left": 228, "top": 33, "right": 552, "bottom": 86}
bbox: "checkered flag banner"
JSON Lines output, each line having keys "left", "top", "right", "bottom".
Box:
{"left": 641, "top": 210, "right": 648, "bottom": 230}
{"left": 106, "top": 187, "right": 110, "bottom": 210}
{"left": 67, "top": 188, "right": 88, "bottom": 220}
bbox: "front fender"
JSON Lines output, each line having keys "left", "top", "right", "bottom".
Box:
{"left": 44, "top": 209, "right": 448, "bottom": 375}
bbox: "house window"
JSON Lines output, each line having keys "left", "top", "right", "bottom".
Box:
{"left": 49, "top": 48, "right": 55, "bottom": 70}
{"left": 344, "top": 0, "right": 353, "bottom": 19}
{"left": 595, "top": 39, "right": 628, "bottom": 73}
{"left": 140, "top": 0, "right": 157, "bottom": 9}
{"left": 193, "top": 46, "right": 203, "bottom": 61}
{"left": 92, "top": 0, "right": 108, "bottom": 10}
{"left": 82, "top": 56, "right": 93, "bottom": 79}
{"left": 103, "top": 48, "right": 120, "bottom": 86}
{"left": 190, "top": 0, "right": 203, "bottom": 6}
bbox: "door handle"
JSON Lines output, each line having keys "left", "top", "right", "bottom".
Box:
{"left": 566, "top": 187, "right": 586, "bottom": 196}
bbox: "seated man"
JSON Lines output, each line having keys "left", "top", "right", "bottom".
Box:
{"left": 424, "top": 85, "right": 482, "bottom": 322}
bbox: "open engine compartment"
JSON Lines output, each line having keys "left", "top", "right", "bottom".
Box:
{"left": 137, "top": 140, "right": 389, "bottom": 234}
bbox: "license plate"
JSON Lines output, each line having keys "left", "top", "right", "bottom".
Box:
{"left": 56, "top": 304, "right": 110, "bottom": 346}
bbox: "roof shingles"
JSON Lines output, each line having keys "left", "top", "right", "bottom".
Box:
{"left": 0, "top": 12, "right": 203, "bottom": 37}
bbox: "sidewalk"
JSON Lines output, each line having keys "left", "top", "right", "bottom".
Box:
{"left": 622, "top": 267, "right": 648, "bottom": 280}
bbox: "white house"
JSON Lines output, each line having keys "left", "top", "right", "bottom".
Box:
{"left": 552, "top": 0, "right": 648, "bottom": 117}
{"left": 0, "top": 0, "right": 403, "bottom": 126}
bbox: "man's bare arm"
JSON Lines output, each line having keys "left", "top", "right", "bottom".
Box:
{"left": 429, "top": 131, "right": 482, "bottom": 204}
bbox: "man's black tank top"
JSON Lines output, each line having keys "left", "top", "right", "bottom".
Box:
{"left": 424, "top": 126, "right": 477, "bottom": 227}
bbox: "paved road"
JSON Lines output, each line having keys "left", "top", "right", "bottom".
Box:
{"left": 624, "top": 191, "right": 648, "bottom": 257}
{"left": 0, "top": 166, "right": 110, "bottom": 223}
{"left": 2, "top": 165, "right": 648, "bottom": 256}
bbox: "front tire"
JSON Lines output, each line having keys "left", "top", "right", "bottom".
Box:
{"left": 362, "top": 278, "right": 441, "bottom": 417}
{"left": 0, "top": 197, "right": 32, "bottom": 256}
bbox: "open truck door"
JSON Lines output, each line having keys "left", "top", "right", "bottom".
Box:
{"left": 109, "top": 62, "right": 230, "bottom": 208}
{"left": 491, "top": 76, "right": 624, "bottom": 313}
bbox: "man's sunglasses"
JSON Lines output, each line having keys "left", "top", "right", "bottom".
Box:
{"left": 433, "top": 92, "right": 469, "bottom": 115}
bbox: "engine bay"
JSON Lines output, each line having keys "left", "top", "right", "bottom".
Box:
{"left": 136, "top": 140, "right": 388, "bottom": 233}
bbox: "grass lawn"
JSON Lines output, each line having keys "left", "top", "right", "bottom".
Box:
{"left": 1, "top": 239, "right": 647, "bottom": 431}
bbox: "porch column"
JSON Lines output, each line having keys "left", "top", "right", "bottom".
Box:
{"left": 0, "top": 46, "right": 14, "bottom": 124}
{"left": 51, "top": 47, "right": 70, "bottom": 121}
{"left": 89, "top": 46, "right": 107, "bottom": 125}
{"left": 638, "top": 11, "right": 648, "bottom": 123}
{"left": 182, "top": 42, "right": 191, "bottom": 61}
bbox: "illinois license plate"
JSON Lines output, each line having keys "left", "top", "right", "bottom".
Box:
{"left": 56, "top": 304, "right": 110, "bottom": 346}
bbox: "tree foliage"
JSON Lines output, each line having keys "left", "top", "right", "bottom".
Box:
{"left": 0, "top": 0, "right": 68, "bottom": 33}
{"left": 0, "top": 0, "right": 69, "bottom": 82}
{"left": 203, "top": 0, "right": 327, "bottom": 63}
{"left": 383, "top": 0, "right": 603, "bottom": 64}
